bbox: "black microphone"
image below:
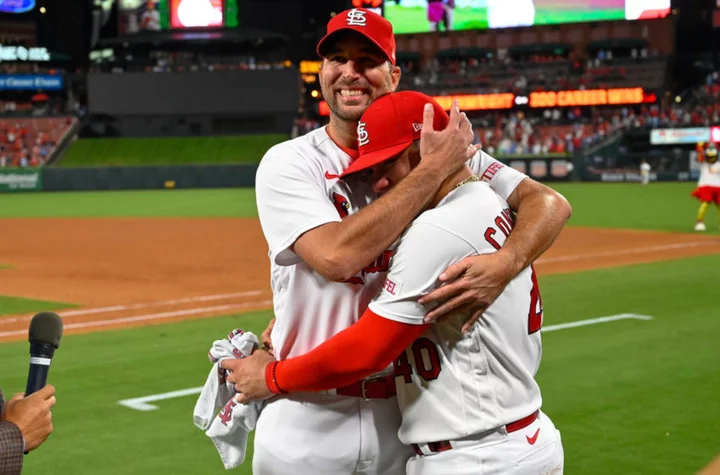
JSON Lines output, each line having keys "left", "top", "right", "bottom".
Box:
{"left": 26, "top": 312, "right": 63, "bottom": 397}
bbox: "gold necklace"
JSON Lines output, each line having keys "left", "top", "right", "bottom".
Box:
{"left": 452, "top": 175, "right": 482, "bottom": 191}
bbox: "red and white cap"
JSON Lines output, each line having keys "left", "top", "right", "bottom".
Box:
{"left": 316, "top": 8, "right": 396, "bottom": 65}
{"left": 341, "top": 91, "right": 449, "bottom": 178}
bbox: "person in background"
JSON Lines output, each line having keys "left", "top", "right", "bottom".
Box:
{"left": 140, "top": 0, "right": 161, "bottom": 31}
{"left": 692, "top": 143, "right": 720, "bottom": 232}
{"left": 640, "top": 159, "right": 651, "bottom": 185}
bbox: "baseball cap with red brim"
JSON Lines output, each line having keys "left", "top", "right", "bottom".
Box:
{"left": 341, "top": 91, "right": 449, "bottom": 178}
{"left": 316, "top": 8, "right": 396, "bottom": 65}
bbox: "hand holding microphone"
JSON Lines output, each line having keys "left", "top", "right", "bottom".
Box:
{"left": 0, "top": 312, "right": 63, "bottom": 453}
{"left": 2, "top": 386, "right": 56, "bottom": 452}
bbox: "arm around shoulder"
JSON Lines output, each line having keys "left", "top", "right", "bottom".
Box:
{"left": 502, "top": 177, "right": 572, "bottom": 274}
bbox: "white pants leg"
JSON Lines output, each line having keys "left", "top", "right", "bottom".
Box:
{"left": 253, "top": 393, "right": 411, "bottom": 475}
{"left": 406, "top": 411, "right": 563, "bottom": 475}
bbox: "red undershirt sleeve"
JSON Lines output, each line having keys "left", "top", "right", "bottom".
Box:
{"left": 267, "top": 310, "right": 429, "bottom": 393}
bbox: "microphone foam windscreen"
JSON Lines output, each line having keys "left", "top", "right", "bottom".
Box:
{"left": 28, "top": 312, "right": 64, "bottom": 348}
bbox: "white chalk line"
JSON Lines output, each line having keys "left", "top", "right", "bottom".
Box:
{"left": 543, "top": 313, "right": 653, "bottom": 332}
{"left": 2, "top": 240, "right": 713, "bottom": 324}
{"left": 0, "top": 290, "right": 270, "bottom": 325}
{"left": 537, "top": 241, "right": 716, "bottom": 264}
{"left": 118, "top": 313, "right": 653, "bottom": 411}
{"left": 118, "top": 387, "right": 204, "bottom": 411}
{"left": 0, "top": 300, "right": 273, "bottom": 338}
{"left": 59, "top": 291, "right": 268, "bottom": 317}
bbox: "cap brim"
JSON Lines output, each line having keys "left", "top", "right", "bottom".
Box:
{"left": 341, "top": 141, "right": 412, "bottom": 178}
{"left": 317, "top": 29, "right": 393, "bottom": 64}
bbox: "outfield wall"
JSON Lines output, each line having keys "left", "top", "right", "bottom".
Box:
{"left": 41, "top": 165, "right": 257, "bottom": 191}
{"left": 0, "top": 155, "right": 697, "bottom": 192}
{"left": 1, "top": 156, "right": 570, "bottom": 192}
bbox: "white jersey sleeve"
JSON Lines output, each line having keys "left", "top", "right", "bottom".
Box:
{"left": 255, "top": 143, "right": 342, "bottom": 266}
{"left": 468, "top": 150, "right": 527, "bottom": 201}
{"left": 368, "top": 222, "right": 482, "bottom": 324}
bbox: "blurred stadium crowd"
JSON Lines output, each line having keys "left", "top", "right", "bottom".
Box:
{"left": 0, "top": 117, "right": 75, "bottom": 168}
{"left": 1, "top": 8, "right": 718, "bottom": 173}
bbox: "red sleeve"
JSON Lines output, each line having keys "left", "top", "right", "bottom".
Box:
{"left": 266, "top": 310, "right": 429, "bottom": 393}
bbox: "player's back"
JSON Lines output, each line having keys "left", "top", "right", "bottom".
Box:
{"left": 381, "top": 181, "right": 543, "bottom": 444}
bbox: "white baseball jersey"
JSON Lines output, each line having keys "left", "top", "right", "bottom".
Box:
{"left": 255, "top": 126, "right": 527, "bottom": 363}
{"left": 140, "top": 9, "right": 160, "bottom": 30}
{"left": 640, "top": 163, "right": 651, "bottom": 176}
{"left": 368, "top": 181, "right": 543, "bottom": 445}
{"left": 697, "top": 161, "right": 720, "bottom": 187}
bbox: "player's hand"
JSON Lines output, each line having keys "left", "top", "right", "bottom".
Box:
{"left": 1, "top": 385, "right": 56, "bottom": 452}
{"left": 418, "top": 100, "right": 480, "bottom": 178}
{"left": 260, "top": 318, "right": 275, "bottom": 357}
{"left": 419, "top": 251, "right": 517, "bottom": 333}
{"left": 223, "top": 350, "right": 276, "bottom": 404}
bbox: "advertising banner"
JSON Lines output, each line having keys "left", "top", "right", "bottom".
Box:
{"left": 588, "top": 171, "right": 698, "bottom": 182}
{"left": 0, "top": 45, "right": 50, "bottom": 63}
{"left": 318, "top": 87, "right": 651, "bottom": 115}
{"left": 0, "top": 169, "right": 42, "bottom": 191}
{"left": 0, "top": 0, "right": 35, "bottom": 14}
{"left": 384, "top": 0, "right": 670, "bottom": 34}
{"left": 505, "top": 157, "right": 573, "bottom": 182}
{"left": 0, "top": 75, "right": 63, "bottom": 90}
{"left": 650, "top": 128, "right": 710, "bottom": 145}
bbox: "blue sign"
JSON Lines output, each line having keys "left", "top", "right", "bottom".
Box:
{"left": 0, "top": 0, "right": 36, "bottom": 14}
{"left": 0, "top": 75, "right": 64, "bottom": 91}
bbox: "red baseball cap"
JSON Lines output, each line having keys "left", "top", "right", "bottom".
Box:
{"left": 341, "top": 91, "right": 449, "bottom": 178}
{"left": 316, "top": 8, "right": 396, "bottom": 65}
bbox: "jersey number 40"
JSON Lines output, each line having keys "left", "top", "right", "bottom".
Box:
{"left": 394, "top": 337, "right": 441, "bottom": 384}
{"left": 394, "top": 267, "right": 543, "bottom": 384}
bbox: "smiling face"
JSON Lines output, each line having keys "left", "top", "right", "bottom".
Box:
{"left": 319, "top": 31, "right": 401, "bottom": 123}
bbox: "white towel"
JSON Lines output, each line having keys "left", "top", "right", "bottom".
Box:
{"left": 193, "top": 329, "right": 265, "bottom": 470}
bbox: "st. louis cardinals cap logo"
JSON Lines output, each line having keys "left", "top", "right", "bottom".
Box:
{"left": 357, "top": 121, "right": 370, "bottom": 146}
{"left": 346, "top": 8, "right": 367, "bottom": 26}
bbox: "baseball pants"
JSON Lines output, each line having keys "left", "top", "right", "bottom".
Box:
{"left": 406, "top": 411, "right": 564, "bottom": 475}
{"left": 252, "top": 392, "right": 412, "bottom": 475}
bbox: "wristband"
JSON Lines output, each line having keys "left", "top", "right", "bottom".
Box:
{"left": 265, "top": 361, "right": 287, "bottom": 395}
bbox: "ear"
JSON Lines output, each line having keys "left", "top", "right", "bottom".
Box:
{"left": 390, "top": 64, "right": 402, "bottom": 91}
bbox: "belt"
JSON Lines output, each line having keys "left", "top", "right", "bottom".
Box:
{"left": 411, "top": 410, "right": 540, "bottom": 456}
{"left": 335, "top": 375, "right": 396, "bottom": 400}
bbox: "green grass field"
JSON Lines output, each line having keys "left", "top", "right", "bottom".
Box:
{"left": 0, "top": 296, "right": 76, "bottom": 316}
{"left": 60, "top": 135, "right": 287, "bottom": 167}
{"left": 0, "top": 258, "right": 717, "bottom": 474}
{"left": 0, "top": 183, "right": 718, "bottom": 474}
{"left": 0, "top": 183, "right": 713, "bottom": 233}
{"left": 0, "top": 189, "right": 258, "bottom": 218}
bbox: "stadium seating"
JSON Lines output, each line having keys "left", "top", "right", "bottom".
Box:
{"left": 0, "top": 117, "right": 77, "bottom": 168}
{"left": 397, "top": 43, "right": 668, "bottom": 97}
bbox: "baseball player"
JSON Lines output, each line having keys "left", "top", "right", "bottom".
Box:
{"left": 139, "top": 0, "right": 160, "bottom": 31}
{"left": 224, "top": 8, "right": 571, "bottom": 474}
{"left": 640, "top": 159, "right": 651, "bottom": 185}
{"left": 229, "top": 92, "right": 564, "bottom": 474}
{"left": 692, "top": 142, "right": 720, "bottom": 232}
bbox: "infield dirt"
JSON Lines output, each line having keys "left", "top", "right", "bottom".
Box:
{"left": 1, "top": 218, "right": 718, "bottom": 341}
